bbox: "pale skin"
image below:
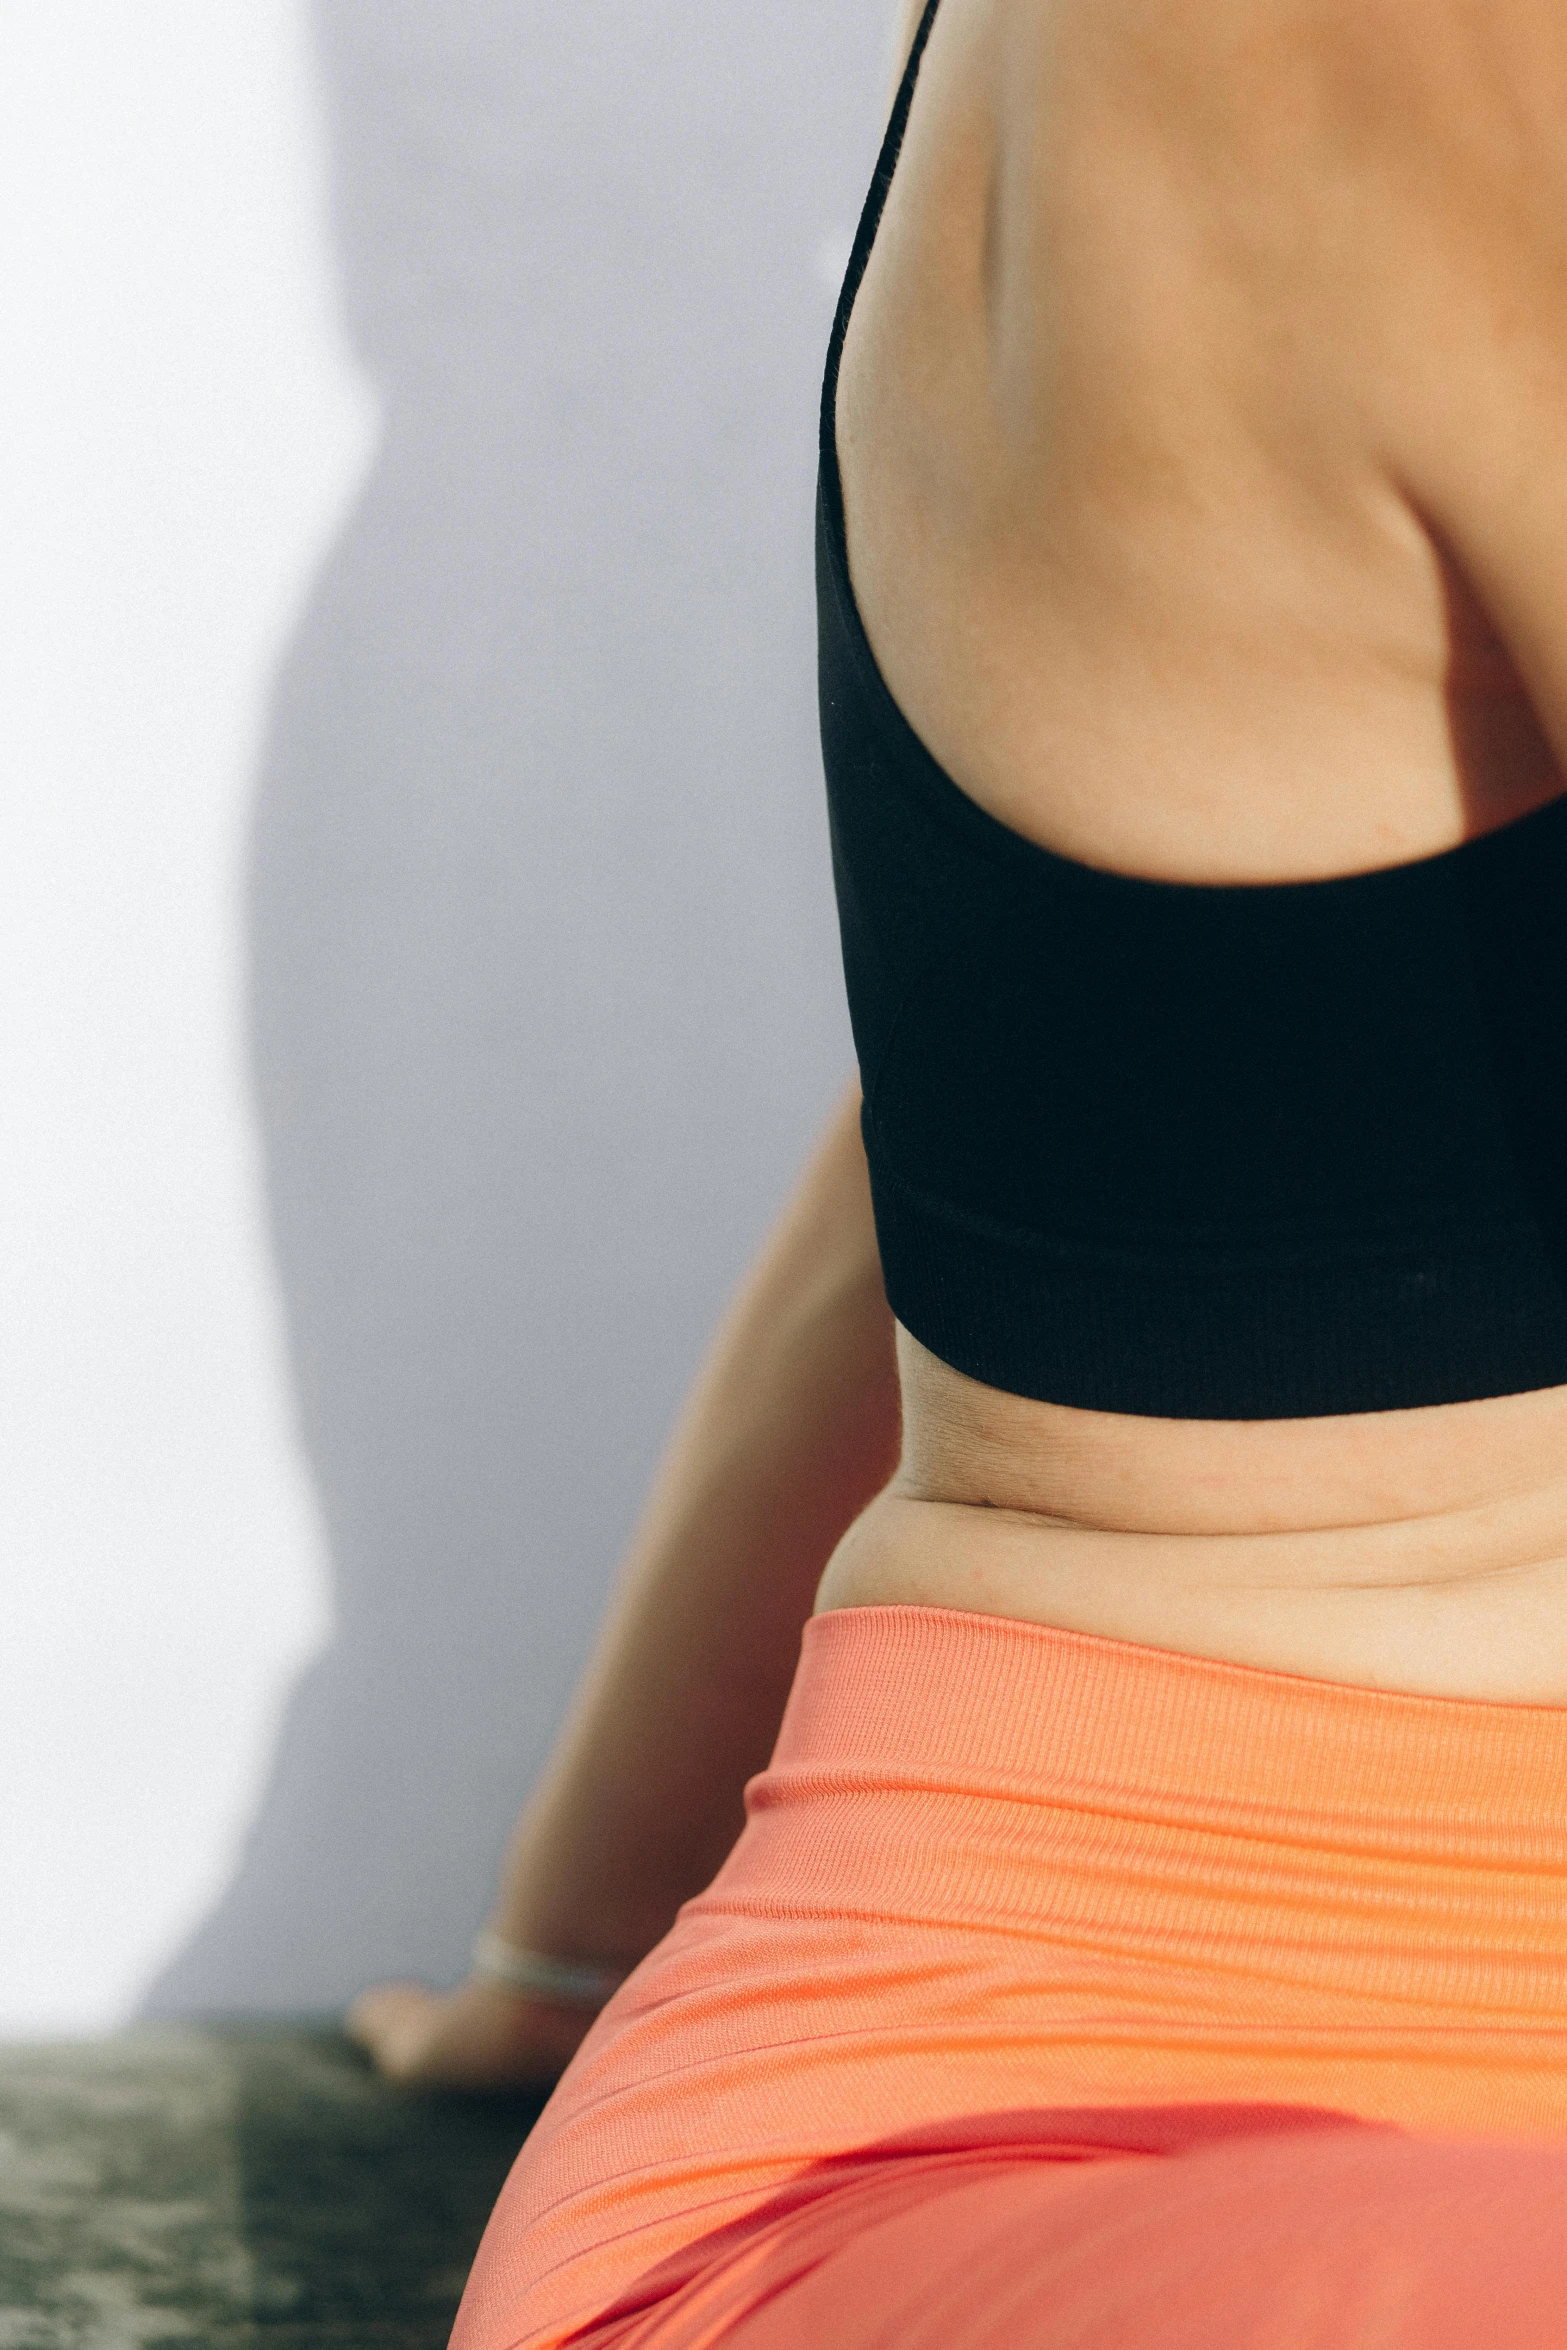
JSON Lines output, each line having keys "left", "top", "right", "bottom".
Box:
{"left": 351, "top": 0, "right": 1567, "bottom": 2086}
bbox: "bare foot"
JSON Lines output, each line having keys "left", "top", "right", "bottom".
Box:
{"left": 345, "top": 1975, "right": 596, "bottom": 2091}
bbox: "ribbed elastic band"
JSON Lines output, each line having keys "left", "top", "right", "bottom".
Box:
{"left": 783, "top": 1607, "right": 1567, "bottom": 1866}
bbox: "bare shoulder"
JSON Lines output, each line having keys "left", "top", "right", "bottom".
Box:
{"left": 1312, "top": 0, "right": 1567, "bottom": 233}
{"left": 1285, "top": 0, "right": 1567, "bottom": 454}
{"left": 1276, "top": 0, "right": 1567, "bottom": 800}
{"left": 1318, "top": 0, "right": 1567, "bottom": 130}
{"left": 1073, "top": 0, "right": 1567, "bottom": 397}
{"left": 1070, "top": 0, "right": 1567, "bottom": 203}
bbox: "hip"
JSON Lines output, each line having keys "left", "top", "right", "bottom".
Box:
{"left": 455, "top": 1604, "right": 1567, "bottom": 2348}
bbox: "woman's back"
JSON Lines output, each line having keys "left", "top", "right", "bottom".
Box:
{"left": 821, "top": 0, "right": 1567, "bottom": 1699}
{"left": 398, "top": 23, "right": 1567, "bottom": 2331}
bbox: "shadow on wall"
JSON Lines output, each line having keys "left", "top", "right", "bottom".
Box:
{"left": 143, "top": 0, "right": 880, "bottom": 2018}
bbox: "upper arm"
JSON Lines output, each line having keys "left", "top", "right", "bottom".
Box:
{"left": 1353, "top": 0, "right": 1567, "bottom": 762}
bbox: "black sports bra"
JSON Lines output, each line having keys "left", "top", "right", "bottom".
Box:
{"left": 818, "top": 0, "right": 1567, "bottom": 1419}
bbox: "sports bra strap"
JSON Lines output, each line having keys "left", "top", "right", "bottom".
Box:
{"left": 820, "top": 0, "right": 945, "bottom": 491}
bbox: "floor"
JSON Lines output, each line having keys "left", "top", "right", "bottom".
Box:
{"left": 0, "top": 2028, "right": 545, "bottom": 2349}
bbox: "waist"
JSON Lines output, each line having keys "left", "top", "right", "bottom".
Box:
{"left": 815, "top": 1338, "right": 1567, "bottom": 1704}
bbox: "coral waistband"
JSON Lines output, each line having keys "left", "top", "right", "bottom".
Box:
{"left": 740, "top": 1607, "right": 1567, "bottom": 2033}
{"left": 454, "top": 1602, "right": 1567, "bottom": 2350}
{"left": 784, "top": 1606, "right": 1567, "bottom": 1858}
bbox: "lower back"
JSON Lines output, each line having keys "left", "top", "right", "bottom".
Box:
{"left": 817, "top": 1337, "right": 1567, "bottom": 1701}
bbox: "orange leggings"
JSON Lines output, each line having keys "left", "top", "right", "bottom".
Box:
{"left": 454, "top": 1608, "right": 1567, "bottom": 2349}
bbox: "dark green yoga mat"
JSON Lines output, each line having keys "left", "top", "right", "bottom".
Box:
{"left": 0, "top": 2027, "right": 546, "bottom": 2348}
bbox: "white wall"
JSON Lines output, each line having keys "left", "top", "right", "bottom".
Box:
{"left": 0, "top": 2, "right": 375, "bottom": 2031}
{"left": 2, "top": 0, "right": 888, "bottom": 2031}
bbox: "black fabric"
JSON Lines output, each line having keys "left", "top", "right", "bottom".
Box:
{"left": 817, "top": 0, "right": 1567, "bottom": 1418}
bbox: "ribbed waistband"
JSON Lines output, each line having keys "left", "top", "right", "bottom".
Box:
{"left": 721, "top": 1608, "right": 1567, "bottom": 2096}
{"left": 778, "top": 1607, "right": 1567, "bottom": 1870}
